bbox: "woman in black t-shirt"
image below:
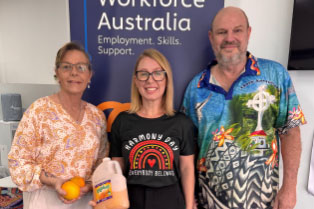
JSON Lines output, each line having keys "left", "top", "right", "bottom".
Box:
{"left": 110, "top": 48, "right": 196, "bottom": 209}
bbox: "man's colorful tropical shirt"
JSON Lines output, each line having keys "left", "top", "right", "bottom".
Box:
{"left": 182, "top": 52, "right": 306, "bottom": 209}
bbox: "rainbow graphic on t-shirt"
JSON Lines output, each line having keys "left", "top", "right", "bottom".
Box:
{"left": 129, "top": 140, "right": 174, "bottom": 170}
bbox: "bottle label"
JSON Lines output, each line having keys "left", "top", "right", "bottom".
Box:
{"left": 94, "top": 180, "right": 112, "bottom": 203}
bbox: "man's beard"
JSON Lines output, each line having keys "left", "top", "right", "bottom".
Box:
{"left": 215, "top": 41, "right": 246, "bottom": 67}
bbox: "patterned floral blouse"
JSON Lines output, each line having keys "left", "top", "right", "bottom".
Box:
{"left": 8, "top": 96, "right": 108, "bottom": 192}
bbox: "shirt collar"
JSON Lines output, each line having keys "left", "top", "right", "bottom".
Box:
{"left": 197, "top": 51, "right": 261, "bottom": 88}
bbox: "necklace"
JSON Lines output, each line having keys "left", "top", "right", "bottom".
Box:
{"left": 57, "top": 93, "right": 83, "bottom": 123}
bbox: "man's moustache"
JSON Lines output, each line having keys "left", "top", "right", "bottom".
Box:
{"left": 221, "top": 42, "right": 239, "bottom": 48}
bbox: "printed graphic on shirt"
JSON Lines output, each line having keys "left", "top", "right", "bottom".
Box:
{"left": 195, "top": 84, "right": 305, "bottom": 208}
{"left": 196, "top": 84, "right": 280, "bottom": 160}
{"left": 125, "top": 133, "right": 177, "bottom": 177}
{"left": 195, "top": 84, "right": 281, "bottom": 209}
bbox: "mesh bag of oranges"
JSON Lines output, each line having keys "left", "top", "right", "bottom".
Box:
{"left": 61, "top": 176, "right": 85, "bottom": 200}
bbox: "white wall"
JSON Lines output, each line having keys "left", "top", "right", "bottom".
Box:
{"left": 0, "top": 0, "right": 70, "bottom": 84}
{"left": 289, "top": 71, "right": 314, "bottom": 209}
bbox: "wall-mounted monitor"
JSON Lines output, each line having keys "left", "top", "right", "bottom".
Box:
{"left": 288, "top": 0, "right": 314, "bottom": 70}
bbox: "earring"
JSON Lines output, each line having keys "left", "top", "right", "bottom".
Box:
{"left": 87, "top": 83, "right": 91, "bottom": 89}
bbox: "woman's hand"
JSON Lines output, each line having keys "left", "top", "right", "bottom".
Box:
{"left": 89, "top": 200, "right": 97, "bottom": 207}
{"left": 40, "top": 170, "right": 92, "bottom": 204}
{"left": 89, "top": 200, "right": 108, "bottom": 208}
{"left": 40, "top": 170, "right": 66, "bottom": 202}
{"left": 53, "top": 177, "right": 76, "bottom": 204}
{"left": 193, "top": 197, "right": 198, "bottom": 209}
{"left": 59, "top": 179, "right": 94, "bottom": 204}
{"left": 40, "top": 169, "right": 67, "bottom": 197}
{"left": 80, "top": 181, "right": 93, "bottom": 198}
{"left": 57, "top": 179, "right": 92, "bottom": 204}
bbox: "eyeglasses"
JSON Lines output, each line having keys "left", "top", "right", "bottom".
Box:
{"left": 135, "top": 70, "right": 167, "bottom": 81}
{"left": 58, "top": 62, "right": 90, "bottom": 73}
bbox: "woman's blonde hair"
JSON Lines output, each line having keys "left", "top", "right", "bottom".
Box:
{"left": 128, "top": 48, "right": 175, "bottom": 116}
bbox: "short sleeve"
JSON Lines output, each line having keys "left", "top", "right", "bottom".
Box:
{"left": 275, "top": 68, "right": 306, "bottom": 134}
{"left": 109, "top": 113, "right": 123, "bottom": 157}
{"left": 179, "top": 114, "right": 196, "bottom": 156}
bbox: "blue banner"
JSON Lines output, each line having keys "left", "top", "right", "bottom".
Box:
{"left": 69, "top": 0, "right": 223, "bottom": 130}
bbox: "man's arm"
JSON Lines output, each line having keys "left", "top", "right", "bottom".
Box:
{"left": 273, "top": 126, "right": 301, "bottom": 209}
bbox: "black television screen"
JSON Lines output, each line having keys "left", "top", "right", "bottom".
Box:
{"left": 288, "top": 0, "right": 314, "bottom": 70}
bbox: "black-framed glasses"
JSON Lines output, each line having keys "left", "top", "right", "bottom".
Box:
{"left": 58, "top": 62, "right": 90, "bottom": 73}
{"left": 135, "top": 70, "right": 167, "bottom": 81}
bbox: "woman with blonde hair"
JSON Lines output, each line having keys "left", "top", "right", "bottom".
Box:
{"left": 109, "top": 48, "right": 196, "bottom": 209}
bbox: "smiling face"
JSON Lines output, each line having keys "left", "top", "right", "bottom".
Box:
{"left": 134, "top": 56, "right": 167, "bottom": 105}
{"left": 55, "top": 50, "right": 92, "bottom": 96}
{"left": 209, "top": 7, "right": 251, "bottom": 66}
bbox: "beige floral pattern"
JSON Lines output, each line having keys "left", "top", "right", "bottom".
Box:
{"left": 8, "top": 96, "right": 108, "bottom": 192}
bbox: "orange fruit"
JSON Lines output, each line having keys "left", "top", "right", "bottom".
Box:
{"left": 61, "top": 181, "right": 80, "bottom": 200}
{"left": 70, "top": 176, "right": 85, "bottom": 187}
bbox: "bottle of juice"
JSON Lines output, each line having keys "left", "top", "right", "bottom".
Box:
{"left": 92, "top": 158, "right": 129, "bottom": 209}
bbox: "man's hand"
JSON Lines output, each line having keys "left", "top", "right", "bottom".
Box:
{"left": 273, "top": 185, "right": 296, "bottom": 209}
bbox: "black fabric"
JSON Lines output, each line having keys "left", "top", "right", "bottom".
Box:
{"left": 127, "top": 183, "right": 185, "bottom": 209}
{"left": 110, "top": 111, "right": 195, "bottom": 188}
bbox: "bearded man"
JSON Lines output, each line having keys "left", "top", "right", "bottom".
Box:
{"left": 182, "top": 6, "right": 306, "bottom": 209}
